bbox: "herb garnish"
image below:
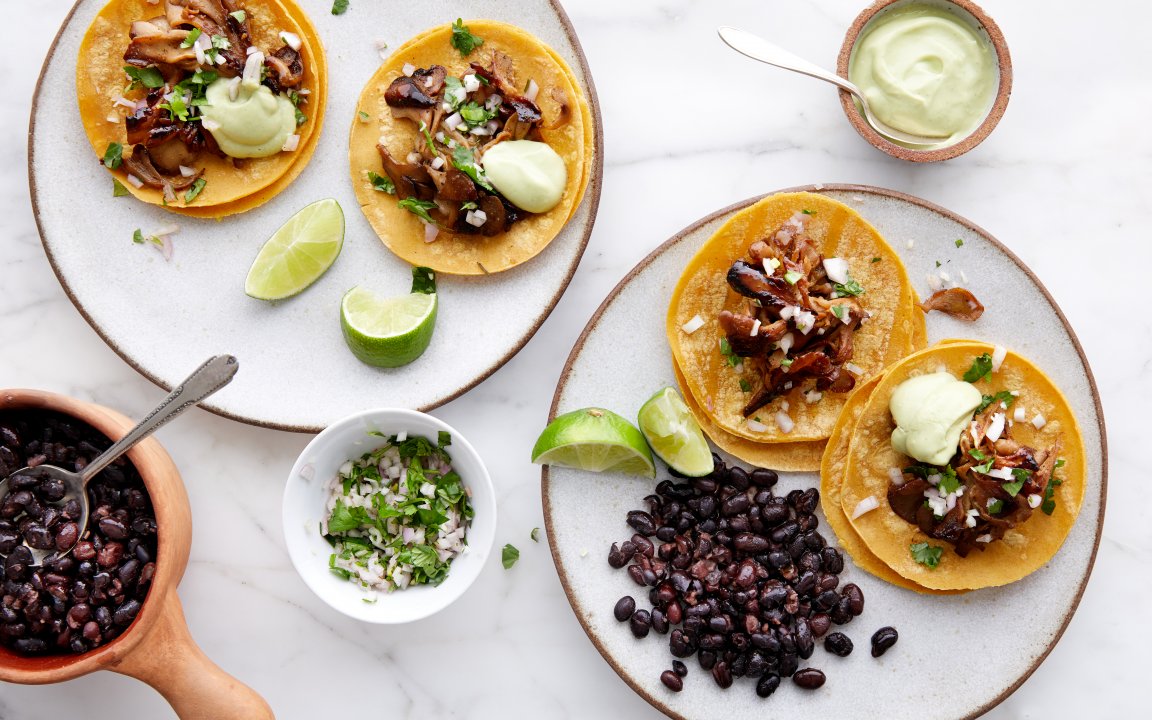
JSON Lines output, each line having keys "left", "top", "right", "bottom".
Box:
{"left": 442, "top": 76, "right": 465, "bottom": 111}
{"left": 358, "top": 110, "right": 370, "bottom": 122}
{"left": 963, "top": 353, "right": 993, "bottom": 383}
{"left": 1002, "top": 468, "right": 1030, "bottom": 497}
{"left": 398, "top": 197, "right": 438, "bottom": 223}
{"left": 184, "top": 178, "right": 206, "bottom": 204}
{"left": 501, "top": 543, "right": 520, "bottom": 569}
{"left": 739, "top": 378, "right": 751, "bottom": 393}
{"left": 719, "top": 338, "right": 740, "bottom": 367}
{"left": 955, "top": 239, "right": 964, "bottom": 248}
{"left": 451, "top": 18, "right": 484, "bottom": 56}
{"left": 123, "top": 65, "right": 164, "bottom": 90}
{"left": 411, "top": 266, "right": 437, "bottom": 295}
{"left": 331, "top": 0, "right": 349, "bottom": 15}
{"left": 102, "top": 143, "right": 123, "bottom": 169}
{"left": 910, "top": 542, "right": 942, "bottom": 569}
{"left": 801, "top": 209, "right": 815, "bottom": 215}
{"left": 367, "top": 171, "right": 395, "bottom": 194}
{"left": 450, "top": 146, "right": 492, "bottom": 191}
{"left": 831, "top": 305, "right": 846, "bottom": 320}
{"left": 1041, "top": 477, "right": 1063, "bottom": 515}
{"left": 112, "top": 178, "right": 129, "bottom": 197}
{"left": 132, "top": 229, "right": 144, "bottom": 244}
{"left": 987, "top": 499, "right": 1004, "bottom": 514}
{"left": 976, "top": 390, "right": 1015, "bottom": 413}
{"left": 229, "top": 10, "right": 246, "bottom": 23}
{"left": 530, "top": 528, "right": 541, "bottom": 543}
{"left": 937, "top": 466, "right": 961, "bottom": 495}
{"left": 783, "top": 270, "right": 803, "bottom": 285}
{"left": 459, "top": 101, "right": 496, "bottom": 128}
{"left": 833, "top": 279, "right": 865, "bottom": 297}
{"left": 180, "top": 28, "right": 202, "bottom": 49}
{"left": 288, "top": 90, "right": 307, "bottom": 126}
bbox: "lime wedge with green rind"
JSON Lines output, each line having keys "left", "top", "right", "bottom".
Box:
{"left": 245, "top": 198, "right": 344, "bottom": 300}
{"left": 532, "top": 408, "right": 655, "bottom": 477}
{"left": 340, "top": 268, "right": 438, "bottom": 367}
{"left": 637, "top": 387, "right": 714, "bottom": 477}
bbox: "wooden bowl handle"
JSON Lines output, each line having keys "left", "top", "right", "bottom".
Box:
{"left": 108, "top": 591, "right": 274, "bottom": 720}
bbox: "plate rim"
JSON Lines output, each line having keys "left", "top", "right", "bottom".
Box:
{"left": 27, "top": 0, "right": 605, "bottom": 433}
{"left": 541, "top": 183, "right": 1108, "bottom": 720}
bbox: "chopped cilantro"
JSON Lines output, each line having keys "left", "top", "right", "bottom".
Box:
{"left": 460, "top": 201, "right": 478, "bottom": 211}
{"left": 976, "top": 390, "right": 1015, "bottom": 413}
{"left": 411, "top": 266, "right": 436, "bottom": 295}
{"left": 459, "top": 101, "right": 496, "bottom": 128}
{"left": 180, "top": 28, "right": 202, "bottom": 49}
{"left": 1055, "top": 458, "right": 1065, "bottom": 469}
{"left": 331, "top": 0, "right": 349, "bottom": 15}
{"left": 451, "top": 18, "right": 484, "bottom": 56}
{"left": 450, "top": 145, "right": 492, "bottom": 190}
{"left": 159, "top": 93, "right": 190, "bottom": 122}
{"left": 1002, "top": 477, "right": 1025, "bottom": 497}
{"left": 398, "top": 197, "right": 438, "bottom": 223}
{"left": 358, "top": 110, "right": 370, "bottom": 122}
{"left": 969, "top": 448, "right": 986, "bottom": 461}
{"left": 288, "top": 90, "right": 307, "bottom": 125}
{"left": 937, "top": 466, "right": 961, "bottom": 495}
{"left": 326, "top": 499, "right": 373, "bottom": 533}
{"left": 184, "top": 177, "right": 206, "bottom": 204}
{"left": 987, "top": 499, "right": 1004, "bottom": 514}
{"left": 1041, "top": 477, "right": 1063, "bottom": 516}
{"left": 229, "top": 10, "right": 246, "bottom": 23}
{"left": 367, "top": 171, "right": 395, "bottom": 194}
{"left": 123, "top": 65, "right": 164, "bottom": 89}
{"left": 437, "top": 430, "right": 452, "bottom": 448}
{"left": 833, "top": 279, "right": 865, "bottom": 296}
{"left": 903, "top": 465, "right": 933, "bottom": 480}
{"left": 501, "top": 543, "right": 520, "bottom": 569}
{"left": 783, "top": 270, "right": 803, "bottom": 285}
{"left": 112, "top": 178, "right": 129, "bottom": 197}
{"left": 132, "top": 228, "right": 144, "bottom": 244}
{"left": 739, "top": 378, "right": 751, "bottom": 393}
{"left": 531, "top": 528, "right": 541, "bottom": 543}
{"left": 718, "top": 338, "right": 740, "bottom": 367}
{"left": 831, "top": 305, "right": 846, "bottom": 320}
{"left": 442, "top": 76, "right": 465, "bottom": 111}
{"left": 963, "top": 353, "right": 993, "bottom": 383}
{"left": 935, "top": 260, "right": 942, "bottom": 268}
{"left": 955, "top": 238, "right": 964, "bottom": 248}
{"left": 102, "top": 142, "right": 123, "bottom": 170}
{"left": 871, "top": 257, "right": 881, "bottom": 263}
{"left": 801, "top": 209, "right": 815, "bottom": 215}
{"left": 779, "top": 358, "right": 793, "bottom": 369}
{"left": 973, "top": 457, "right": 995, "bottom": 474}
{"left": 910, "top": 542, "right": 942, "bottom": 569}
{"left": 419, "top": 121, "right": 436, "bottom": 152}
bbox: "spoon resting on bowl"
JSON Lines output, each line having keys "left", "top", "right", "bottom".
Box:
{"left": 717, "top": 26, "right": 945, "bottom": 147}
{"left": 0, "top": 355, "right": 238, "bottom": 565}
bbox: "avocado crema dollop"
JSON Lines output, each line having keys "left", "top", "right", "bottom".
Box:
{"left": 889, "top": 372, "right": 982, "bottom": 466}
{"left": 481, "top": 140, "right": 566, "bottom": 213}
{"left": 199, "top": 77, "right": 297, "bottom": 158}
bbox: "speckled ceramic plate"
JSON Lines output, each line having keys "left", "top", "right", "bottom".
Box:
{"left": 542, "top": 185, "right": 1106, "bottom": 720}
{"left": 30, "top": 0, "right": 602, "bottom": 432}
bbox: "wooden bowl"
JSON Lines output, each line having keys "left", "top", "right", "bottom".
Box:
{"left": 0, "top": 389, "right": 273, "bottom": 720}
{"left": 836, "top": 0, "right": 1012, "bottom": 162}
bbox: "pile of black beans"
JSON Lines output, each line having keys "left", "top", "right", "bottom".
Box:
{"left": 609, "top": 454, "right": 896, "bottom": 697}
{"left": 0, "top": 411, "right": 158, "bottom": 656}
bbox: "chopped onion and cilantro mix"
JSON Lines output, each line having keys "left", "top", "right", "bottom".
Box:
{"left": 322, "top": 431, "right": 472, "bottom": 594}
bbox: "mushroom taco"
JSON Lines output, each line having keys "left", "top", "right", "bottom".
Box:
{"left": 77, "top": 0, "right": 326, "bottom": 217}
{"left": 837, "top": 341, "right": 1085, "bottom": 591}
{"left": 349, "top": 20, "right": 592, "bottom": 275}
{"left": 667, "top": 192, "right": 923, "bottom": 449}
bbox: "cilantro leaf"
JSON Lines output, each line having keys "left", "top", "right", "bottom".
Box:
{"left": 963, "top": 353, "right": 993, "bottom": 383}
{"left": 451, "top": 145, "right": 493, "bottom": 191}
{"left": 501, "top": 543, "right": 520, "bottom": 569}
{"left": 159, "top": 93, "right": 189, "bottom": 122}
{"left": 903, "top": 465, "right": 934, "bottom": 480}
{"left": 123, "top": 65, "right": 164, "bottom": 89}
{"left": 438, "top": 431, "right": 452, "bottom": 448}
{"left": 833, "top": 279, "right": 865, "bottom": 296}
{"left": 910, "top": 542, "right": 942, "bottom": 569}
{"left": 718, "top": 338, "right": 740, "bottom": 367}
{"left": 801, "top": 209, "right": 815, "bottom": 215}
{"left": 442, "top": 76, "right": 465, "bottom": 111}
{"left": 871, "top": 257, "right": 881, "bottom": 263}
{"left": 783, "top": 270, "right": 803, "bottom": 285}
{"left": 397, "top": 197, "right": 438, "bottom": 224}
{"left": 976, "top": 390, "right": 1015, "bottom": 413}
{"left": 180, "top": 28, "right": 202, "bottom": 49}
{"left": 831, "top": 305, "right": 846, "bottom": 320}
{"left": 112, "top": 178, "right": 129, "bottom": 197}
{"left": 132, "top": 228, "right": 144, "bottom": 244}
{"left": 368, "top": 171, "right": 395, "bottom": 194}
{"left": 103, "top": 143, "right": 123, "bottom": 170}
{"left": 184, "top": 177, "right": 206, "bottom": 204}
{"left": 937, "top": 466, "right": 961, "bottom": 495}
{"left": 1002, "top": 478, "right": 1025, "bottom": 497}
{"left": 739, "top": 378, "right": 751, "bottom": 393}
{"left": 358, "top": 110, "right": 370, "bottom": 121}
{"left": 969, "top": 448, "right": 986, "bottom": 461}
{"left": 459, "top": 101, "right": 496, "bottom": 128}
{"left": 955, "top": 238, "right": 964, "bottom": 248}
{"left": 331, "top": 0, "right": 349, "bottom": 15}
{"left": 451, "top": 18, "right": 484, "bottom": 56}
{"left": 327, "top": 499, "right": 372, "bottom": 533}
{"left": 1041, "top": 477, "right": 1063, "bottom": 516}
{"left": 410, "top": 265, "right": 437, "bottom": 295}
{"left": 531, "top": 528, "right": 540, "bottom": 543}
{"left": 987, "top": 499, "right": 1004, "bottom": 514}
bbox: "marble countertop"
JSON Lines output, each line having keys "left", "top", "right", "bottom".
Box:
{"left": 1, "top": 0, "right": 1146, "bottom": 717}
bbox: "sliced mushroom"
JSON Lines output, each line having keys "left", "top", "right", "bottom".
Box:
{"left": 917, "top": 287, "right": 985, "bottom": 321}
{"left": 124, "top": 24, "right": 197, "bottom": 71}
{"left": 726, "top": 260, "right": 801, "bottom": 308}
{"left": 121, "top": 144, "right": 202, "bottom": 190}
{"left": 264, "top": 46, "right": 304, "bottom": 94}
{"left": 385, "top": 66, "right": 447, "bottom": 109}
{"left": 164, "top": 0, "right": 250, "bottom": 75}
{"left": 376, "top": 145, "right": 435, "bottom": 201}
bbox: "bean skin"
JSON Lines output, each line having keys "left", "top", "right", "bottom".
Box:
{"left": 792, "top": 668, "right": 826, "bottom": 689}
{"left": 614, "top": 596, "right": 636, "bottom": 622}
{"left": 871, "top": 626, "right": 899, "bottom": 657}
{"left": 661, "top": 670, "right": 683, "bottom": 691}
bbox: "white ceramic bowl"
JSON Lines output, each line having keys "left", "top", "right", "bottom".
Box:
{"left": 282, "top": 409, "right": 496, "bottom": 623}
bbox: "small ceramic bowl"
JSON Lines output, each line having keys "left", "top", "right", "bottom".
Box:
{"left": 837, "top": 0, "right": 1012, "bottom": 162}
{"left": 282, "top": 408, "right": 496, "bottom": 623}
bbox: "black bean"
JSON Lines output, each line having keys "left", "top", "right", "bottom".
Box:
{"left": 660, "top": 670, "right": 683, "bottom": 691}
{"left": 721, "top": 494, "right": 750, "bottom": 517}
{"left": 871, "top": 626, "right": 899, "bottom": 657}
{"left": 672, "top": 659, "right": 688, "bottom": 677}
{"left": 842, "top": 583, "right": 865, "bottom": 616}
{"left": 727, "top": 467, "right": 750, "bottom": 491}
{"left": 779, "top": 653, "right": 799, "bottom": 678}
{"left": 824, "top": 632, "right": 853, "bottom": 657}
{"left": 711, "top": 661, "right": 733, "bottom": 689}
{"left": 756, "top": 673, "right": 781, "bottom": 698}
{"left": 614, "top": 596, "right": 636, "bottom": 622}
{"left": 626, "top": 511, "right": 657, "bottom": 536}
{"left": 630, "top": 610, "right": 651, "bottom": 638}
{"left": 795, "top": 617, "right": 814, "bottom": 659}
{"left": 669, "top": 629, "right": 694, "bottom": 657}
{"left": 809, "top": 613, "right": 831, "bottom": 638}
{"left": 792, "top": 668, "right": 825, "bottom": 689}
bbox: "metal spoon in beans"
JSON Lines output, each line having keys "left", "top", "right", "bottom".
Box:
{"left": 0, "top": 355, "right": 238, "bottom": 564}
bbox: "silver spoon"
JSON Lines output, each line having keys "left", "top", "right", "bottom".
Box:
{"left": 0, "top": 355, "right": 238, "bottom": 565}
{"left": 717, "top": 26, "right": 946, "bottom": 147}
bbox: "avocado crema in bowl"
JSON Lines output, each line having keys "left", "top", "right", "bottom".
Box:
{"left": 837, "top": 0, "right": 1012, "bottom": 162}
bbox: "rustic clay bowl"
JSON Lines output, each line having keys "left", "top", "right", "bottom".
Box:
{"left": 837, "top": 0, "right": 1012, "bottom": 162}
{"left": 0, "top": 389, "right": 273, "bottom": 720}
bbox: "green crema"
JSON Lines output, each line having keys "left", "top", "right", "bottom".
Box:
{"left": 889, "top": 372, "right": 982, "bottom": 466}
{"left": 199, "top": 77, "right": 297, "bottom": 158}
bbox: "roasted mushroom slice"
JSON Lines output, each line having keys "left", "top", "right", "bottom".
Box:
{"left": 264, "top": 46, "right": 304, "bottom": 94}
{"left": 121, "top": 145, "right": 203, "bottom": 190}
{"left": 376, "top": 145, "right": 435, "bottom": 201}
{"left": 918, "top": 287, "right": 985, "bottom": 321}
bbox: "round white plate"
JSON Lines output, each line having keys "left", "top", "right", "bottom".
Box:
{"left": 31, "top": 0, "right": 602, "bottom": 431}
{"left": 543, "top": 186, "right": 1106, "bottom": 720}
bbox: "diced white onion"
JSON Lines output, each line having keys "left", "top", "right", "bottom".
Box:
{"left": 126, "top": 174, "right": 144, "bottom": 188}
{"left": 926, "top": 273, "right": 942, "bottom": 291}
{"left": 960, "top": 270, "right": 969, "bottom": 284}
{"left": 906, "top": 239, "right": 915, "bottom": 249}
{"left": 423, "top": 222, "right": 439, "bottom": 243}
{"left": 227, "top": 76, "right": 241, "bottom": 102}
{"left": 984, "top": 467, "right": 1015, "bottom": 482}
{"left": 375, "top": 40, "right": 390, "bottom": 60}
{"left": 105, "top": 113, "right": 119, "bottom": 123}
{"left": 1013, "top": 407, "right": 1027, "bottom": 423}
{"left": 986, "top": 412, "right": 1006, "bottom": 442}
{"left": 927, "top": 473, "right": 942, "bottom": 487}
{"left": 851, "top": 496, "right": 880, "bottom": 519}
{"left": 778, "top": 332, "right": 794, "bottom": 354}
{"left": 281, "top": 134, "right": 300, "bottom": 151}
{"left": 680, "top": 314, "right": 705, "bottom": 334}
{"left": 845, "top": 363, "right": 864, "bottom": 376}
{"left": 780, "top": 400, "right": 790, "bottom": 412}
{"left": 484, "top": 93, "right": 503, "bottom": 111}
{"left": 794, "top": 310, "right": 816, "bottom": 334}
{"left": 434, "top": 131, "right": 446, "bottom": 143}
{"left": 194, "top": 42, "right": 206, "bottom": 66}
{"left": 745, "top": 418, "right": 768, "bottom": 433}
{"left": 965, "top": 509, "right": 979, "bottom": 528}
{"left": 1031, "top": 413, "right": 1047, "bottom": 430}
{"left": 155, "top": 233, "right": 173, "bottom": 261}
{"left": 279, "top": 31, "right": 302, "bottom": 50}
{"left": 774, "top": 412, "right": 794, "bottom": 434}
{"left": 430, "top": 156, "right": 445, "bottom": 170}
{"left": 783, "top": 381, "right": 792, "bottom": 390}
{"left": 465, "top": 209, "right": 487, "bottom": 227}
{"left": 805, "top": 390, "right": 823, "bottom": 404}
{"left": 939, "top": 271, "right": 951, "bottom": 284}
{"left": 298, "top": 463, "right": 315, "bottom": 481}
{"left": 1027, "top": 494, "right": 1042, "bottom": 509}
{"left": 396, "top": 431, "right": 408, "bottom": 442}
{"left": 822, "top": 257, "right": 849, "bottom": 284}
{"left": 976, "top": 534, "right": 993, "bottom": 543}
{"left": 991, "top": 345, "right": 1007, "bottom": 373}
{"left": 463, "top": 74, "right": 481, "bottom": 92}
{"left": 402, "top": 63, "right": 416, "bottom": 77}
{"left": 152, "top": 223, "right": 179, "bottom": 236}
{"left": 443, "top": 112, "right": 463, "bottom": 131}
{"left": 888, "top": 467, "right": 905, "bottom": 486}
{"left": 525, "top": 79, "right": 540, "bottom": 102}
{"left": 113, "top": 96, "right": 136, "bottom": 108}
{"left": 750, "top": 319, "right": 761, "bottom": 337}
{"left": 243, "top": 51, "right": 265, "bottom": 83}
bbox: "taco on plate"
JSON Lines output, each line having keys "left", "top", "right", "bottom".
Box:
{"left": 349, "top": 20, "right": 592, "bottom": 275}
{"left": 667, "top": 192, "right": 922, "bottom": 447}
{"left": 838, "top": 341, "right": 1085, "bottom": 591}
{"left": 77, "top": 0, "right": 326, "bottom": 216}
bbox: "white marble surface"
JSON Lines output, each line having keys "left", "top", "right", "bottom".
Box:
{"left": 0, "top": 0, "right": 1146, "bottom": 718}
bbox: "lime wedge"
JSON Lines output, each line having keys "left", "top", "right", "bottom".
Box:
{"left": 532, "top": 408, "right": 655, "bottom": 477}
{"left": 637, "top": 387, "right": 714, "bottom": 477}
{"left": 340, "top": 285, "right": 437, "bottom": 367}
{"left": 245, "top": 198, "right": 345, "bottom": 300}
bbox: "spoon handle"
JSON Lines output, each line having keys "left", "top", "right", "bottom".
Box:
{"left": 80, "top": 355, "right": 239, "bottom": 482}
{"left": 717, "top": 26, "right": 862, "bottom": 99}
